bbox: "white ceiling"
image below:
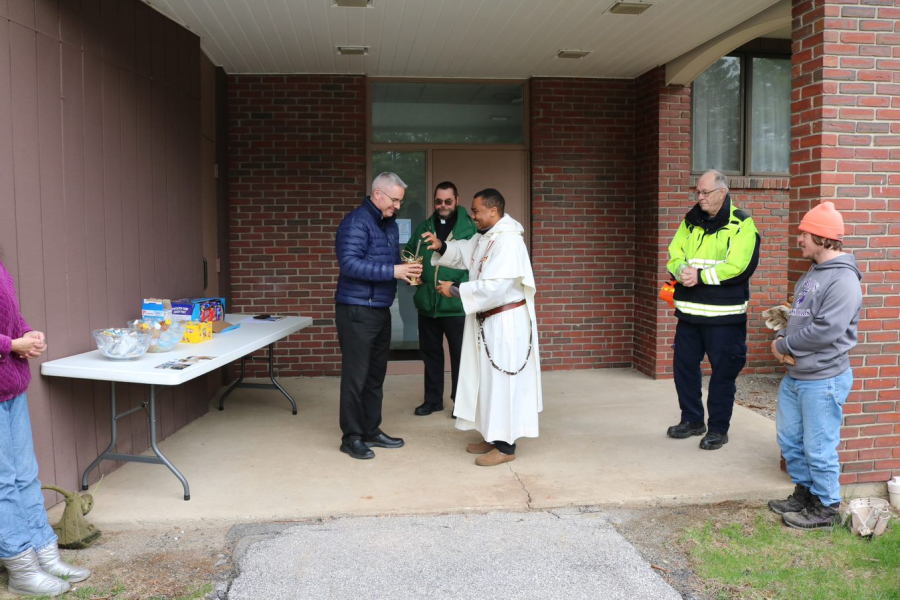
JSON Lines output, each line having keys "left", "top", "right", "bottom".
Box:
{"left": 145, "top": 0, "right": 785, "bottom": 78}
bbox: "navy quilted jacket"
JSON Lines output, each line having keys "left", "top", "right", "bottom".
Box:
{"left": 334, "top": 197, "right": 400, "bottom": 308}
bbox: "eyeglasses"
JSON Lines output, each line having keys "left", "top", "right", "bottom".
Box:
{"left": 695, "top": 187, "right": 723, "bottom": 197}
{"left": 377, "top": 189, "right": 403, "bottom": 206}
{"left": 434, "top": 198, "right": 456, "bottom": 206}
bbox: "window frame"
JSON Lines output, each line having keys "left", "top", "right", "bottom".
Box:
{"left": 691, "top": 50, "right": 792, "bottom": 178}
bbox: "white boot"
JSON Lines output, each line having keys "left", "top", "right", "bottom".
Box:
{"left": 0, "top": 547, "right": 70, "bottom": 597}
{"left": 36, "top": 542, "right": 91, "bottom": 583}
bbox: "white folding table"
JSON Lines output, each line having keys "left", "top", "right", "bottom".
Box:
{"left": 41, "top": 314, "right": 312, "bottom": 500}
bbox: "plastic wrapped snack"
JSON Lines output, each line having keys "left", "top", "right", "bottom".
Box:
{"left": 92, "top": 328, "right": 153, "bottom": 360}
{"left": 131, "top": 318, "right": 186, "bottom": 353}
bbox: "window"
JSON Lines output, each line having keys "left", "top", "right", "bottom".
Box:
{"left": 692, "top": 53, "right": 791, "bottom": 176}
{"left": 372, "top": 82, "right": 525, "bottom": 144}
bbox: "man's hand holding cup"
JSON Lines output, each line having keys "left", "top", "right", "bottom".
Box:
{"left": 395, "top": 262, "right": 423, "bottom": 285}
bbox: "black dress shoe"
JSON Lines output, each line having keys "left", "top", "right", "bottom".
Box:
{"left": 340, "top": 439, "right": 374, "bottom": 459}
{"left": 699, "top": 431, "right": 729, "bottom": 450}
{"left": 414, "top": 402, "right": 444, "bottom": 416}
{"left": 666, "top": 422, "right": 707, "bottom": 438}
{"left": 362, "top": 431, "right": 405, "bottom": 449}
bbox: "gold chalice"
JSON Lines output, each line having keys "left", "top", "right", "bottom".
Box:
{"left": 400, "top": 249, "right": 424, "bottom": 286}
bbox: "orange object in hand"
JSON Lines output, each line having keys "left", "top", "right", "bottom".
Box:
{"left": 659, "top": 279, "right": 676, "bottom": 308}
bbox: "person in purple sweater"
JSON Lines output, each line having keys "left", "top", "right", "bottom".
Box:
{"left": 0, "top": 256, "right": 91, "bottom": 596}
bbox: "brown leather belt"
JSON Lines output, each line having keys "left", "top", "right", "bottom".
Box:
{"left": 476, "top": 299, "right": 526, "bottom": 322}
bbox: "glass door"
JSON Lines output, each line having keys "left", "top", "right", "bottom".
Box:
{"left": 372, "top": 151, "right": 426, "bottom": 352}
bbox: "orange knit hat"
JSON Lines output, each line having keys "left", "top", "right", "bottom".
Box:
{"left": 799, "top": 201, "right": 844, "bottom": 240}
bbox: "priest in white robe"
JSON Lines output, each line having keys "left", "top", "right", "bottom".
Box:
{"left": 422, "top": 188, "right": 542, "bottom": 466}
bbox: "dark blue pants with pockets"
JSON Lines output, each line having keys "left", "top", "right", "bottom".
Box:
{"left": 673, "top": 319, "right": 747, "bottom": 434}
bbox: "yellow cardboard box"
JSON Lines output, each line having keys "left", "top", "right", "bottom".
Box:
{"left": 182, "top": 321, "right": 212, "bottom": 343}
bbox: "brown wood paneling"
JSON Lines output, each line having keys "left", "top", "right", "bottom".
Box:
{"left": 118, "top": 0, "right": 134, "bottom": 73}
{"left": 102, "top": 62, "right": 126, "bottom": 328}
{"left": 82, "top": 52, "right": 108, "bottom": 332}
{"left": 58, "top": 0, "right": 79, "bottom": 46}
{"left": 61, "top": 42, "right": 90, "bottom": 352}
{"left": 3, "top": 0, "right": 215, "bottom": 502}
{"left": 8, "top": 0, "right": 34, "bottom": 29}
{"left": 135, "top": 76, "right": 154, "bottom": 299}
{"left": 133, "top": 0, "right": 150, "bottom": 77}
{"left": 164, "top": 17, "right": 177, "bottom": 88}
{"left": 100, "top": 0, "right": 118, "bottom": 65}
{"left": 200, "top": 54, "right": 215, "bottom": 142}
{"left": 150, "top": 81, "right": 168, "bottom": 295}
{"left": 119, "top": 68, "right": 139, "bottom": 456}
{"left": 0, "top": 19, "right": 16, "bottom": 272}
{"left": 34, "top": 0, "right": 57, "bottom": 40}
{"left": 37, "top": 32, "right": 69, "bottom": 357}
{"left": 149, "top": 7, "right": 164, "bottom": 83}
{"left": 81, "top": 0, "right": 101, "bottom": 58}
{"left": 9, "top": 20, "right": 55, "bottom": 493}
{"left": 71, "top": 378, "right": 99, "bottom": 487}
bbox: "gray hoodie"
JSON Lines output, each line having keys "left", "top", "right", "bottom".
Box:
{"left": 776, "top": 254, "right": 862, "bottom": 380}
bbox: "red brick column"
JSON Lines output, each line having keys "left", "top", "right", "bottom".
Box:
{"left": 228, "top": 75, "right": 366, "bottom": 376}
{"left": 633, "top": 68, "right": 692, "bottom": 377}
{"left": 791, "top": 0, "right": 900, "bottom": 485}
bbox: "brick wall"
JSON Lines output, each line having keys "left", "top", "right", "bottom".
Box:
{"left": 228, "top": 75, "right": 366, "bottom": 376}
{"left": 791, "top": 0, "right": 900, "bottom": 485}
{"left": 530, "top": 78, "right": 636, "bottom": 370}
{"left": 633, "top": 68, "right": 695, "bottom": 377}
{"left": 633, "top": 69, "right": 791, "bottom": 378}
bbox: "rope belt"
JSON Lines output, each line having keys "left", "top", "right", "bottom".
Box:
{"left": 476, "top": 300, "right": 532, "bottom": 376}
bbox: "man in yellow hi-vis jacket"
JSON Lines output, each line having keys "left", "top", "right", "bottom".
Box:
{"left": 665, "top": 169, "right": 761, "bottom": 450}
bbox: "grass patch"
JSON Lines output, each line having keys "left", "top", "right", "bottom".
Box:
{"left": 147, "top": 582, "right": 214, "bottom": 600}
{"left": 683, "top": 510, "right": 900, "bottom": 600}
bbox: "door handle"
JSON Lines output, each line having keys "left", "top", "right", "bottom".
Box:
{"left": 203, "top": 257, "right": 208, "bottom": 291}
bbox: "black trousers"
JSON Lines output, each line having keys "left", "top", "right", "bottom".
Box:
{"left": 336, "top": 304, "right": 391, "bottom": 444}
{"left": 418, "top": 313, "right": 465, "bottom": 407}
{"left": 673, "top": 320, "right": 747, "bottom": 434}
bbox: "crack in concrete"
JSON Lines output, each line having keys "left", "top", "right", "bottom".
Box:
{"left": 508, "top": 464, "right": 534, "bottom": 509}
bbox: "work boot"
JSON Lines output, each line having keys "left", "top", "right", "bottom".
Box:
{"left": 0, "top": 547, "right": 70, "bottom": 597}
{"left": 36, "top": 542, "right": 91, "bottom": 583}
{"left": 782, "top": 496, "right": 841, "bottom": 530}
{"left": 466, "top": 441, "right": 495, "bottom": 455}
{"left": 699, "top": 431, "right": 728, "bottom": 450}
{"left": 475, "top": 449, "right": 516, "bottom": 467}
{"left": 768, "top": 484, "right": 812, "bottom": 515}
{"left": 666, "top": 422, "right": 707, "bottom": 438}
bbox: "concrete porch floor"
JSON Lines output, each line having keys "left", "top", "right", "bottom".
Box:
{"left": 53, "top": 369, "right": 792, "bottom": 528}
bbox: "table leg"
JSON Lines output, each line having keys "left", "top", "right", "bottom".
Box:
{"left": 81, "top": 382, "right": 191, "bottom": 501}
{"left": 217, "top": 343, "right": 297, "bottom": 414}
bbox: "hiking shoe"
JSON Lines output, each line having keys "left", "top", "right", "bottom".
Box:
{"left": 466, "top": 441, "right": 495, "bottom": 455}
{"left": 666, "top": 422, "right": 707, "bottom": 438}
{"left": 699, "top": 432, "right": 728, "bottom": 450}
{"left": 782, "top": 496, "right": 841, "bottom": 530}
{"left": 475, "top": 449, "right": 516, "bottom": 467}
{"left": 768, "top": 484, "right": 812, "bottom": 515}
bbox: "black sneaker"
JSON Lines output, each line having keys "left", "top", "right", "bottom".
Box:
{"left": 768, "top": 484, "right": 811, "bottom": 515}
{"left": 782, "top": 496, "right": 841, "bottom": 530}
{"left": 666, "top": 422, "right": 707, "bottom": 438}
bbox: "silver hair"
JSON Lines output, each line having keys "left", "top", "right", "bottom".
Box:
{"left": 371, "top": 172, "right": 408, "bottom": 195}
{"left": 704, "top": 169, "right": 729, "bottom": 191}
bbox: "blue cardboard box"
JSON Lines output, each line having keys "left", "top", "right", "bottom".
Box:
{"left": 172, "top": 297, "right": 226, "bottom": 323}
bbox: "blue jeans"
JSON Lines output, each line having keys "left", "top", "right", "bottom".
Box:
{"left": 776, "top": 370, "right": 853, "bottom": 507}
{"left": 0, "top": 393, "right": 57, "bottom": 558}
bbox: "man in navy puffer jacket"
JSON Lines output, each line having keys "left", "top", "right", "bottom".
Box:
{"left": 334, "top": 172, "right": 423, "bottom": 459}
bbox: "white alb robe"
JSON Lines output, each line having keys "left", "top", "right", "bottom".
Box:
{"left": 434, "top": 214, "right": 542, "bottom": 444}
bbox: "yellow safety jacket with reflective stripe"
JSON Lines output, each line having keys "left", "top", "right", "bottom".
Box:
{"left": 666, "top": 197, "right": 760, "bottom": 324}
